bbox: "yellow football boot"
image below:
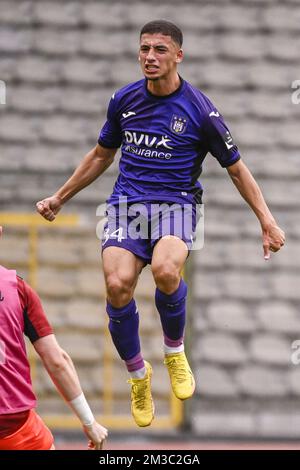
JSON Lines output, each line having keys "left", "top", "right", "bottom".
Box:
{"left": 164, "top": 351, "right": 195, "bottom": 400}
{"left": 127, "top": 361, "right": 154, "bottom": 427}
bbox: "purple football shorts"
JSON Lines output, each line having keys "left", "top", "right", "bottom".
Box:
{"left": 101, "top": 201, "right": 199, "bottom": 264}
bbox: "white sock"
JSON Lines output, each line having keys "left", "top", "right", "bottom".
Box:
{"left": 129, "top": 366, "right": 146, "bottom": 379}
{"left": 164, "top": 343, "right": 184, "bottom": 355}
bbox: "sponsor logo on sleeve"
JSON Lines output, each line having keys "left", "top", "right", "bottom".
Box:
{"left": 223, "top": 130, "right": 234, "bottom": 150}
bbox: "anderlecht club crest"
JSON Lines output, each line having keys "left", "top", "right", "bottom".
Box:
{"left": 170, "top": 115, "right": 188, "bottom": 135}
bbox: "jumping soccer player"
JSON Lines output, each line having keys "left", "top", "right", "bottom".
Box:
{"left": 36, "top": 20, "right": 285, "bottom": 427}
{"left": 0, "top": 227, "right": 108, "bottom": 449}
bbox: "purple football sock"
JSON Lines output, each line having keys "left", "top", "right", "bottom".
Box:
{"left": 125, "top": 352, "right": 145, "bottom": 373}
{"left": 164, "top": 334, "right": 184, "bottom": 348}
{"left": 106, "top": 299, "right": 142, "bottom": 366}
{"left": 155, "top": 278, "right": 187, "bottom": 343}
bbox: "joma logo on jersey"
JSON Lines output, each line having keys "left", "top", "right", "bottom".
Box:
{"left": 124, "top": 131, "right": 173, "bottom": 149}
{"left": 170, "top": 115, "right": 188, "bottom": 134}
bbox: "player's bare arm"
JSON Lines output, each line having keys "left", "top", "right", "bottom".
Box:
{"left": 34, "top": 334, "right": 108, "bottom": 449}
{"left": 36, "top": 144, "right": 117, "bottom": 221}
{"left": 227, "top": 159, "right": 285, "bottom": 259}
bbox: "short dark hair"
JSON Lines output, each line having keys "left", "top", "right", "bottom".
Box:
{"left": 140, "top": 20, "right": 183, "bottom": 47}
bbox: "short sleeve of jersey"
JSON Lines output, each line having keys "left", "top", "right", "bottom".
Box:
{"left": 203, "top": 111, "right": 241, "bottom": 168}
{"left": 98, "top": 94, "right": 122, "bottom": 149}
{"left": 17, "top": 277, "right": 53, "bottom": 343}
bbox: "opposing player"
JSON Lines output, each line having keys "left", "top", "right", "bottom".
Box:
{"left": 36, "top": 21, "right": 285, "bottom": 427}
{"left": 0, "top": 227, "right": 108, "bottom": 449}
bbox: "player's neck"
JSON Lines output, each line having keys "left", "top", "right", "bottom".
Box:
{"left": 147, "top": 74, "right": 181, "bottom": 97}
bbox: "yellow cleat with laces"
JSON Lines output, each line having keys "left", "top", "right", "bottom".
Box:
{"left": 164, "top": 351, "right": 195, "bottom": 400}
{"left": 127, "top": 361, "right": 154, "bottom": 427}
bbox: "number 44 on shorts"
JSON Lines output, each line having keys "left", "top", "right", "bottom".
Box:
{"left": 103, "top": 227, "right": 125, "bottom": 245}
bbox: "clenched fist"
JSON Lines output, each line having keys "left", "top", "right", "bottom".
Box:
{"left": 36, "top": 195, "right": 63, "bottom": 222}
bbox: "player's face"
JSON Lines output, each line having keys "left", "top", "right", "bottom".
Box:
{"left": 139, "top": 33, "right": 183, "bottom": 81}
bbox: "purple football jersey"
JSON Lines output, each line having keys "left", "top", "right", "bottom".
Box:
{"left": 98, "top": 78, "right": 240, "bottom": 205}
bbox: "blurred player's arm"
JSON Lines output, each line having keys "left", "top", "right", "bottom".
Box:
{"left": 227, "top": 159, "right": 285, "bottom": 259}
{"left": 21, "top": 278, "right": 108, "bottom": 450}
{"left": 36, "top": 144, "right": 117, "bottom": 221}
{"left": 33, "top": 334, "right": 108, "bottom": 450}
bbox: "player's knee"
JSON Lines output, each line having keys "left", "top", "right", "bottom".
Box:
{"left": 152, "top": 262, "right": 180, "bottom": 293}
{"left": 106, "top": 274, "right": 134, "bottom": 306}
